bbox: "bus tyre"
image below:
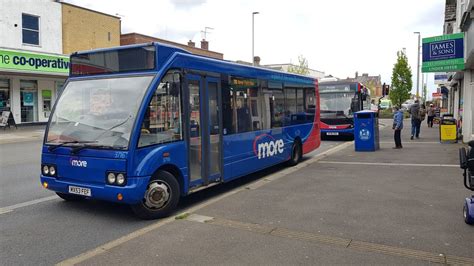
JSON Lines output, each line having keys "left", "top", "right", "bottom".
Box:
{"left": 56, "top": 192, "right": 85, "bottom": 201}
{"left": 131, "top": 170, "right": 180, "bottom": 220}
{"left": 288, "top": 141, "right": 302, "bottom": 166}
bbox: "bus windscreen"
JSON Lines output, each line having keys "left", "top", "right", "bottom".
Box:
{"left": 70, "top": 46, "right": 156, "bottom": 76}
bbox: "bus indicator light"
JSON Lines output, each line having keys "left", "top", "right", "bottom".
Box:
{"left": 117, "top": 193, "right": 123, "bottom": 201}
{"left": 43, "top": 182, "right": 48, "bottom": 188}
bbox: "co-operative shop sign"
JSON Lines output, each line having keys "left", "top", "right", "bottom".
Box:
{"left": 0, "top": 49, "right": 69, "bottom": 74}
{"left": 422, "top": 33, "right": 464, "bottom": 73}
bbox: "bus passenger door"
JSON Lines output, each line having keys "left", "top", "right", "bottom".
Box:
{"left": 185, "top": 74, "right": 222, "bottom": 189}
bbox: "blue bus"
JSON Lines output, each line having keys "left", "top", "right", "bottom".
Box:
{"left": 40, "top": 43, "right": 321, "bottom": 219}
{"left": 319, "top": 80, "right": 370, "bottom": 137}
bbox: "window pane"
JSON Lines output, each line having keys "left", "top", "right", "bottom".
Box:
{"left": 305, "top": 87, "right": 316, "bottom": 113}
{"left": 22, "top": 14, "right": 39, "bottom": 30}
{"left": 235, "top": 89, "right": 252, "bottom": 132}
{"left": 271, "top": 90, "right": 284, "bottom": 128}
{"left": 296, "top": 89, "right": 304, "bottom": 113}
{"left": 22, "top": 29, "right": 39, "bottom": 45}
{"left": 284, "top": 88, "right": 296, "bottom": 125}
{"left": 222, "top": 78, "right": 234, "bottom": 135}
{"left": 138, "top": 72, "right": 182, "bottom": 147}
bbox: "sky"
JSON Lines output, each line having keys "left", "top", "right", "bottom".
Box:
{"left": 67, "top": 0, "right": 445, "bottom": 97}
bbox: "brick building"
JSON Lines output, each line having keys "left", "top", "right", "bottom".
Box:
{"left": 62, "top": 3, "right": 121, "bottom": 55}
{"left": 349, "top": 72, "right": 382, "bottom": 97}
{"left": 121, "top": 33, "right": 223, "bottom": 60}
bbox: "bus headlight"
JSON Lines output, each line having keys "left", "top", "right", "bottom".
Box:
{"left": 107, "top": 173, "right": 116, "bottom": 184}
{"left": 42, "top": 165, "right": 50, "bottom": 175}
{"left": 116, "top": 174, "right": 126, "bottom": 185}
{"left": 42, "top": 164, "right": 57, "bottom": 177}
{"left": 49, "top": 166, "right": 56, "bottom": 176}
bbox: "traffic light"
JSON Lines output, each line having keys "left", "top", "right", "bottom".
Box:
{"left": 382, "top": 84, "right": 390, "bottom": 96}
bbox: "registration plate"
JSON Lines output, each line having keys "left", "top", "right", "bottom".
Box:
{"left": 326, "top": 132, "right": 339, "bottom": 136}
{"left": 68, "top": 186, "right": 91, "bottom": 197}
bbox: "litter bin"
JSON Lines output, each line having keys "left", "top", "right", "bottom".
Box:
{"left": 354, "top": 110, "right": 380, "bottom": 151}
{"left": 439, "top": 114, "right": 457, "bottom": 143}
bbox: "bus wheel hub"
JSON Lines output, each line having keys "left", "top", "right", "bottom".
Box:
{"left": 145, "top": 181, "right": 170, "bottom": 209}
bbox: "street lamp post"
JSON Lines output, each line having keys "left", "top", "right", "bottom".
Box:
{"left": 252, "top": 11, "right": 259, "bottom": 66}
{"left": 414, "top": 32, "right": 421, "bottom": 99}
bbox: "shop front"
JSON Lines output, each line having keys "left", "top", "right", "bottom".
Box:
{"left": 0, "top": 48, "right": 68, "bottom": 124}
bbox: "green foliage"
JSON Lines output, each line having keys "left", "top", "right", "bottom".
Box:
{"left": 390, "top": 51, "right": 413, "bottom": 107}
{"left": 287, "top": 55, "right": 310, "bottom": 75}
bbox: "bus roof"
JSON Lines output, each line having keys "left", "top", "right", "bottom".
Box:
{"left": 70, "top": 42, "right": 316, "bottom": 85}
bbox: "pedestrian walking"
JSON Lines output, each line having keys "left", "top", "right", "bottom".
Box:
{"left": 409, "top": 99, "right": 421, "bottom": 139}
{"left": 393, "top": 106, "right": 403, "bottom": 149}
{"left": 427, "top": 104, "right": 435, "bottom": 127}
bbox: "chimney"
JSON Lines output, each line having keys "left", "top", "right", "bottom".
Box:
{"left": 355, "top": 71, "right": 358, "bottom": 78}
{"left": 188, "top": 40, "right": 195, "bottom": 47}
{"left": 200, "top": 39, "right": 209, "bottom": 50}
{"left": 253, "top": 56, "right": 261, "bottom": 66}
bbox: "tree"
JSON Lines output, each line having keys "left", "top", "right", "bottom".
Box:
{"left": 287, "top": 55, "right": 310, "bottom": 76}
{"left": 390, "top": 51, "right": 413, "bottom": 108}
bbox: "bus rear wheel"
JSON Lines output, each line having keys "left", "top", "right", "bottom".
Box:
{"left": 56, "top": 192, "right": 85, "bottom": 201}
{"left": 288, "top": 141, "right": 302, "bottom": 166}
{"left": 131, "top": 170, "right": 180, "bottom": 220}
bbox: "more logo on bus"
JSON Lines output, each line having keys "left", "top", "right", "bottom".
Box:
{"left": 70, "top": 158, "right": 88, "bottom": 167}
{"left": 253, "top": 134, "right": 284, "bottom": 159}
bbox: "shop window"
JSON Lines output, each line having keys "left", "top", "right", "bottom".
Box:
{"left": 138, "top": 71, "right": 182, "bottom": 147}
{"left": 20, "top": 80, "right": 38, "bottom": 123}
{"left": 22, "top": 14, "right": 40, "bottom": 45}
{"left": 0, "top": 79, "right": 10, "bottom": 112}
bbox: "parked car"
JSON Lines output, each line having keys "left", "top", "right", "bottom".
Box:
{"left": 401, "top": 100, "right": 414, "bottom": 111}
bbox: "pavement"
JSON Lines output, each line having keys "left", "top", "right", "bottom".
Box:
{"left": 0, "top": 125, "right": 45, "bottom": 144}
{"left": 60, "top": 120, "right": 473, "bottom": 265}
{"left": 1, "top": 119, "right": 473, "bottom": 265}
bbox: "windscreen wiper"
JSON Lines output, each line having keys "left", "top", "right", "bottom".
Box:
{"left": 70, "top": 144, "right": 126, "bottom": 154}
{"left": 47, "top": 140, "right": 98, "bottom": 152}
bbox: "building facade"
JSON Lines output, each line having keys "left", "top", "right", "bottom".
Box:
{"left": 0, "top": 0, "right": 65, "bottom": 124}
{"left": 0, "top": 1, "right": 121, "bottom": 125}
{"left": 62, "top": 3, "right": 121, "bottom": 55}
{"left": 444, "top": 0, "right": 474, "bottom": 142}
{"left": 349, "top": 72, "right": 382, "bottom": 97}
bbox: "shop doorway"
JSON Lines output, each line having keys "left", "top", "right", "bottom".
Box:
{"left": 20, "top": 80, "right": 38, "bottom": 123}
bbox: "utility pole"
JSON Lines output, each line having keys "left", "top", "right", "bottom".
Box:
{"left": 252, "top": 12, "right": 259, "bottom": 66}
{"left": 414, "top": 32, "right": 421, "bottom": 100}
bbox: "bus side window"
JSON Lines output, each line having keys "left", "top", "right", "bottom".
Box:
{"left": 222, "top": 76, "right": 234, "bottom": 135}
{"left": 138, "top": 71, "right": 182, "bottom": 148}
{"left": 271, "top": 89, "right": 284, "bottom": 128}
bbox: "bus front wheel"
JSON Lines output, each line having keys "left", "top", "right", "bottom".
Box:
{"left": 288, "top": 140, "right": 302, "bottom": 166}
{"left": 131, "top": 170, "right": 180, "bottom": 220}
